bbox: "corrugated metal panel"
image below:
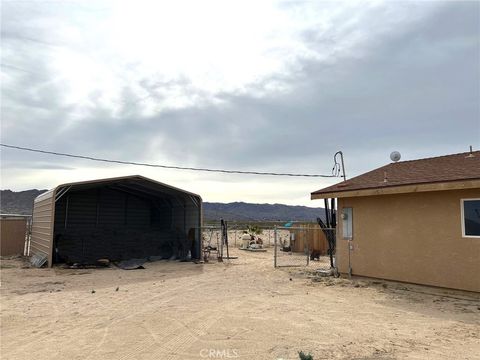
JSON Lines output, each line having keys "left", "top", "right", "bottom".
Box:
{"left": 54, "top": 195, "right": 66, "bottom": 231}
{"left": 151, "top": 203, "right": 173, "bottom": 229}
{"left": 35, "top": 189, "right": 54, "bottom": 203}
{"left": 34, "top": 176, "right": 203, "bottom": 265}
{"left": 98, "top": 188, "right": 125, "bottom": 226}
{"left": 31, "top": 195, "right": 54, "bottom": 260}
{"left": 126, "top": 194, "right": 150, "bottom": 228}
{"left": 67, "top": 190, "right": 97, "bottom": 228}
{"left": 186, "top": 200, "right": 202, "bottom": 258}
{"left": 54, "top": 188, "right": 158, "bottom": 262}
{"left": 171, "top": 199, "right": 201, "bottom": 258}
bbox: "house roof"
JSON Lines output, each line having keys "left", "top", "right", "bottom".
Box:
{"left": 312, "top": 151, "right": 480, "bottom": 199}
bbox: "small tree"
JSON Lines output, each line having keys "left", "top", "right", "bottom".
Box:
{"left": 247, "top": 225, "right": 263, "bottom": 237}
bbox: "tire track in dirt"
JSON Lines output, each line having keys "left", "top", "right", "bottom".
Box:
{"left": 3, "top": 278, "right": 206, "bottom": 359}
{"left": 82, "top": 282, "right": 207, "bottom": 360}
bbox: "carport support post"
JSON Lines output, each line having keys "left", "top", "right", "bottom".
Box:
{"left": 274, "top": 225, "right": 277, "bottom": 268}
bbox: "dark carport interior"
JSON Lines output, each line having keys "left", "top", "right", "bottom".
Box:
{"left": 53, "top": 178, "right": 201, "bottom": 264}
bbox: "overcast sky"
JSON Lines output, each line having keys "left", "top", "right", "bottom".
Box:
{"left": 1, "top": 0, "right": 479, "bottom": 206}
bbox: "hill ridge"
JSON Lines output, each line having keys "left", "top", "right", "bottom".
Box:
{"left": 0, "top": 189, "right": 325, "bottom": 221}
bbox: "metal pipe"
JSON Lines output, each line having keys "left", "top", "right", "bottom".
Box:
{"left": 225, "top": 220, "right": 229, "bottom": 260}
{"left": 306, "top": 228, "right": 310, "bottom": 267}
{"left": 274, "top": 226, "right": 278, "bottom": 268}
{"left": 348, "top": 239, "right": 352, "bottom": 278}
{"left": 330, "top": 198, "right": 336, "bottom": 227}
{"left": 324, "top": 199, "right": 330, "bottom": 228}
{"left": 340, "top": 152, "right": 346, "bottom": 181}
{"left": 334, "top": 151, "right": 347, "bottom": 181}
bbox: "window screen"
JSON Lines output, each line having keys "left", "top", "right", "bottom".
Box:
{"left": 463, "top": 199, "right": 480, "bottom": 237}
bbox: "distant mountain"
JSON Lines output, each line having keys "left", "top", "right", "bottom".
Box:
{"left": 0, "top": 190, "right": 325, "bottom": 222}
{"left": 0, "top": 189, "right": 48, "bottom": 215}
{"left": 203, "top": 202, "right": 325, "bottom": 222}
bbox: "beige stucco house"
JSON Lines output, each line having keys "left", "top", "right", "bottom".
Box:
{"left": 311, "top": 151, "right": 480, "bottom": 292}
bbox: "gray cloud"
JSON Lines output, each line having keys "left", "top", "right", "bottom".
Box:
{"left": 1, "top": 1, "right": 479, "bottom": 197}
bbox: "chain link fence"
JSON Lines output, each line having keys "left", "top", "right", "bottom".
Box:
{"left": 199, "top": 222, "right": 336, "bottom": 272}
{"left": 273, "top": 225, "right": 335, "bottom": 271}
{"left": 200, "top": 224, "right": 276, "bottom": 262}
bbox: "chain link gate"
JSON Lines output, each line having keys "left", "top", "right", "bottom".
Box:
{"left": 274, "top": 226, "right": 308, "bottom": 267}
{"left": 274, "top": 225, "right": 335, "bottom": 271}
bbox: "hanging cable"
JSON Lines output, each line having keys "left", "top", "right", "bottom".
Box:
{"left": 0, "top": 143, "right": 339, "bottom": 178}
{"left": 332, "top": 151, "right": 346, "bottom": 181}
{"left": 332, "top": 159, "right": 341, "bottom": 177}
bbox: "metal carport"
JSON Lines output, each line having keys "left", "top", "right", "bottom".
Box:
{"left": 30, "top": 175, "right": 202, "bottom": 266}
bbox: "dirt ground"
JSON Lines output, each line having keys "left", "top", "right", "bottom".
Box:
{"left": 1, "top": 249, "right": 479, "bottom": 360}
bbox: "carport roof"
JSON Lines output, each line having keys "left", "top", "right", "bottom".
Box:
{"left": 312, "top": 151, "right": 480, "bottom": 199}
{"left": 35, "top": 175, "right": 202, "bottom": 204}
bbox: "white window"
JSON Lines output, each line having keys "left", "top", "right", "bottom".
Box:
{"left": 461, "top": 199, "right": 480, "bottom": 238}
{"left": 342, "top": 207, "right": 353, "bottom": 240}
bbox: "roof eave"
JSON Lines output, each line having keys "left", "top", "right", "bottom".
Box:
{"left": 311, "top": 179, "right": 480, "bottom": 200}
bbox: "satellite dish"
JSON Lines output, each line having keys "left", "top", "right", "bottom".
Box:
{"left": 390, "top": 151, "right": 401, "bottom": 162}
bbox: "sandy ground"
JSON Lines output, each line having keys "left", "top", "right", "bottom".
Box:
{"left": 1, "top": 249, "right": 479, "bottom": 360}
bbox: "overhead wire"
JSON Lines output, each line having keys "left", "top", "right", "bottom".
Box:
{"left": 0, "top": 143, "right": 339, "bottom": 178}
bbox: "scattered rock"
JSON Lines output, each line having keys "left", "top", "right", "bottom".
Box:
{"left": 91, "top": 290, "right": 96, "bottom": 294}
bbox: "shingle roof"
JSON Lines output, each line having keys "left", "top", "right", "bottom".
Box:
{"left": 312, "top": 151, "right": 480, "bottom": 196}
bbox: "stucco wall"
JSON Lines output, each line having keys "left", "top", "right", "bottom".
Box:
{"left": 337, "top": 188, "right": 480, "bottom": 292}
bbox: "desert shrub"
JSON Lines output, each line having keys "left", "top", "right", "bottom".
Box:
{"left": 298, "top": 351, "right": 313, "bottom": 360}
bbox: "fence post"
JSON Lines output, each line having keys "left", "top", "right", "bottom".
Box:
{"left": 274, "top": 225, "right": 277, "bottom": 268}
{"left": 306, "top": 227, "right": 310, "bottom": 267}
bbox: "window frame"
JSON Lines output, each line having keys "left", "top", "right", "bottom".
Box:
{"left": 460, "top": 198, "right": 480, "bottom": 238}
